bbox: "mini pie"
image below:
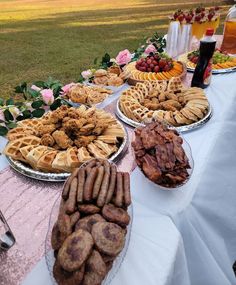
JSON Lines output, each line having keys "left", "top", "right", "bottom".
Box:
{"left": 119, "top": 78, "right": 209, "bottom": 127}
{"left": 4, "top": 105, "right": 125, "bottom": 173}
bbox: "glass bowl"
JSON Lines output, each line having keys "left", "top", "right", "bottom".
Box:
{"left": 132, "top": 122, "right": 194, "bottom": 190}
{"left": 45, "top": 191, "right": 133, "bottom": 285}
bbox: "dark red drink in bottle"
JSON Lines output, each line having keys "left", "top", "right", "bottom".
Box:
{"left": 191, "top": 28, "right": 216, "bottom": 88}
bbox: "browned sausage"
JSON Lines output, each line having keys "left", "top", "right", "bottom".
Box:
{"left": 123, "top": 172, "right": 131, "bottom": 206}
{"left": 105, "top": 164, "right": 117, "bottom": 204}
{"left": 70, "top": 212, "right": 80, "bottom": 227}
{"left": 78, "top": 204, "right": 100, "bottom": 214}
{"left": 65, "top": 177, "right": 78, "bottom": 214}
{"left": 83, "top": 167, "right": 98, "bottom": 201}
{"left": 114, "top": 172, "right": 123, "bottom": 207}
{"left": 62, "top": 168, "right": 79, "bottom": 200}
{"left": 77, "top": 167, "right": 85, "bottom": 204}
{"left": 97, "top": 161, "right": 110, "bottom": 207}
{"left": 85, "top": 159, "right": 97, "bottom": 175}
{"left": 92, "top": 166, "right": 105, "bottom": 199}
{"left": 57, "top": 213, "right": 72, "bottom": 236}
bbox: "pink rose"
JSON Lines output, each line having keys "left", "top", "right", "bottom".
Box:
{"left": 115, "top": 49, "right": 132, "bottom": 66}
{"left": 31, "top": 85, "right": 41, "bottom": 92}
{"left": 144, "top": 44, "right": 157, "bottom": 55}
{"left": 81, "top": 70, "right": 93, "bottom": 80}
{"left": 40, "top": 89, "right": 54, "bottom": 105}
{"left": 61, "top": 83, "right": 75, "bottom": 95}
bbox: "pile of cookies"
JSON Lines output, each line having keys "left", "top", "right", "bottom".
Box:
{"left": 51, "top": 159, "right": 131, "bottom": 285}
{"left": 92, "top": 67, "right": 125, "bottom": 87}
{"left": 4, "top": 106, "right": 125, "bottom": 173}
{"left": 66, "top": 83, "right": 113, "bottom": 106}
{"left": 119, "top": 78, "right": 209, "bottom": 127}
{"left": 132, "top": 121, "right": 191, "bottom": 187}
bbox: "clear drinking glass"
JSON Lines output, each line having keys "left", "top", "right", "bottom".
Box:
{"left": 0, "top": 210, "right": 15, "bottom": 252}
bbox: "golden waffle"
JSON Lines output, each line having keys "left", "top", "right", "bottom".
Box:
{"left": 77, "top": 147, "right": 92, "bottom": 163}
{"left": 167, "top": 77, "right": 184, "bottom": 92}
{"left": 26, "top": 146, "right": 52, "bottom": 169}
{"left": 87, "top": 142, "right": 107, "bottom": 159}
{"left": 4, "top": 136, "right": 41, "bottom": 162}
{"left": 7, "top": 127, "right": 36, "bottom": 141}
{"left": 66, "top": 148, "right": 80, "bottom": 169}
{"left": 52, "top": 151, "right": 71, "bottom": 173}
{"left": 94, "top": 140, "right": 117, "bottom": 157}
{"left": 97, "top": 135, "right": 117, "bottom": 144}
{"left": 18, "top": 119, "right": 42, "bottom": 129}
{"left": 102, "top": 124, "right": 125, "bottom": 138}
{"left": 20, "top": 145, "right": 37, "bottom": 160}
{"left": 36, "top": 150, "right": 58, "bottom": 172}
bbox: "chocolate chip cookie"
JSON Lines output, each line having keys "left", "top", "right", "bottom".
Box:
{"left": 102, "top": 204, "right": 130, "bottom": 227}
{"left": 91, "top": 222, "right": 125, "bottom": 256}
{"left": 53, "top": 259, "right": 85, "bottom": 285}
{"left": 83, "top": 250, "right": 107, "bottom": 285}
{"left": 58, "top": 229, "right": 94, "bottom": 272}
{"left": 75, "top": 214, "right": 105, "bottom": 233}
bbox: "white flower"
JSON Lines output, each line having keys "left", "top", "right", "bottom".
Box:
{"left": 81, "top": 69, "right": 93, "bottom": 80}
{"left": 9, "top": 106, "right": 21, "bottom": 118}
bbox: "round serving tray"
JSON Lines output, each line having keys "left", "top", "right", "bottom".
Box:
{"left": 6, "top": 122, "right": 129, "bottom": 182}
{"left": 45, "top": 197, "right": 133, "bottom": 285}
{"left": 178, "top": 53, "right": 236, "bottom": 74}
{"left": 116, "top": 100, "right": 213, "bottom": 133}
{"left": 127, "top": 61, "right": 187, "bottom": 86}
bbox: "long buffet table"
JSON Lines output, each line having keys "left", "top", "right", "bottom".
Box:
{"left": 1, "top": 70, "right": 236, "bottom": 285}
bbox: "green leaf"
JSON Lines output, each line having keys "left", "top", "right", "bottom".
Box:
{"left": 0, "top": 98, "right": 4, "bottom": 106}
{"left": 50, "top": 99, "right": 61, "bottom": 111}
{"left": 22, "top": 110, "right": 32, "bottom": 119}
{"left": 28, "top": 89, "right": 40, "bottom": 98}
{"left": 32, "top": 108, "right": 45, "bottom": 118}
{"left": 14, "top": 82, "right": 27, "bottom": 93}
{"left": 16, "top": 115, "right": 24, "bottom": 121}
{"left": 6, "top": 122, "right": 17, "bottom": 129}
{"left": 6, "top": 98, "right": 14, "bottom": 106}
{"left": 31, "top": 100, "right": 44, "bottom": 109}
{"left": 4, "top": 109, "right": 14, "bottom": 121}
{"left": 33, "top": 81, "right": 45, "bottom": 88}
{"left": 94, "top": 57, "right": 98, "bottom": 65}
{"left": 0, "top": 126, "right": 8, "bottom": 136}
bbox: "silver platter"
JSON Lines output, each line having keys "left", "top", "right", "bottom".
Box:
{"left": 178, "top": 53, "right": 236, "bottom": 74}
{"left": 187, "top": 65, "right": 236, "bottom": 74}
{"left": 6, "top": 122, "right": 129, "bottom": 182}
{"left": 116, "top": 100, "right": 213, "bottom": 133}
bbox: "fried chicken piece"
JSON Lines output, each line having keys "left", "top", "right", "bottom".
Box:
{"left": 67, "top": 108, "right": 80, "bottom": 119}
{"left": 38, "top": 124, "right": 56, "bottom": 136}
{"left": 50, "top": 105, "right": 69, "bottom": 123}
{"left": 52, "top": 130, "right": 73, "bottom": 149}
{"left": 74, "top": 136, "right": 96, "bottom": 148}
{"left": 79, "top": 123, "right": 95, "bottom": 135}
{"left": 92, "top": 121, "right": 108, "bottom": 136}
{"left": 63, "top": 118, "right": 87, "bottom": 133}
{"left": 40, "top": 134, "right": 55, "bottom": 147}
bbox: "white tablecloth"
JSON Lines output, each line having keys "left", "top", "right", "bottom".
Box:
{"left": 1, "top": 72, "right": 236, "bottom": 285}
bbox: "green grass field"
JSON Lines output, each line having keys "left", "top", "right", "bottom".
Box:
{"left": 0, "top": 0, "right": 232, "bottom": 98}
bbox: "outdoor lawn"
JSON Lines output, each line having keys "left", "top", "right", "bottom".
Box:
{"left": 0, "top": 0, "right": 232, "bottom": 98}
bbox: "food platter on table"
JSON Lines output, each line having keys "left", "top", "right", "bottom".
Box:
{"left": 45, "top": 159, "right": 133, "bottom": 284}
{"left": 86, "top": 66, "right": 126, "bottom": 93}
{"left": 62, "top": 83, "right": 115, "bottom": 108}
{"left": 178, "top": 49, "right": 236, "bottom": 74}
{"left": 4, "top": 106, "right": 129, "bottom": 182}
{"left": 116, "top": 78, "right": 212, "bottom": 132}
{"left": 123, "top": 52, "right": 187, "bottom": 85}
{"left": 132, "top": 121, "right": 194, "bottom": 188}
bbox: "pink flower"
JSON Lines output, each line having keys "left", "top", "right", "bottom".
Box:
{"left": 0, "top": 109, "right": 5, "bottom": 121}
{"left": 61, "top": 83, "right": 75, "bottom": 95}
{"left": 115, "top": 49, "right": 132, "bottom": 66}
{"left": 31, "top": 85, "right": 41, "bottom": 92}
{"left": 40, "top": 89, "right": 54, "bottom": 105}
{"left": 144, "top": 44, "right": 157, "bottom": 55}
{"left": 81, "top": 70, "right": 93, "bottom": 80}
